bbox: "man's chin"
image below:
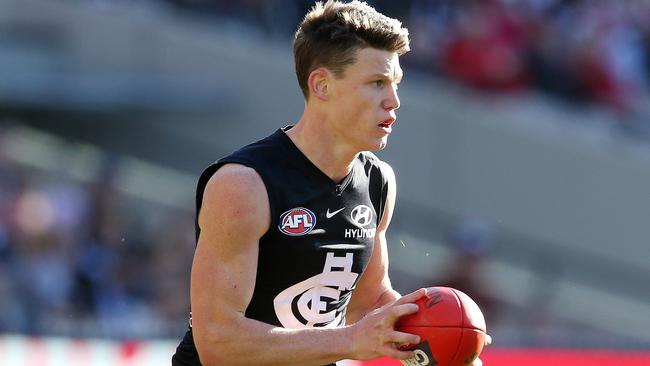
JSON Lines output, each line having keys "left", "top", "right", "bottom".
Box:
{"left": 370, "top": 138, "right": 388, "bottom": 151}
{"left": 357, "top": 135, "right": 389, "bottom": 152}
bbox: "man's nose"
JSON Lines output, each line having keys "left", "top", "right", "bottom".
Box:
{"left": 383, "top": 84, "right": 400, "bottom": 111}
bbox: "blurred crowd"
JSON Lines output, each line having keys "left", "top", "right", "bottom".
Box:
{"left": 0, "top": 127, "right": 195, "bottom": 338}
{"left": 3, "top": 0, "right": 649, "bottom": 345}
{"left": 0, "top": 124, "right": 631, "bottom": 346}
{"left": 166, "top": 0, "right": 650, "bottom": 116}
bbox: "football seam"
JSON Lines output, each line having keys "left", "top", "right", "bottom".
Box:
{"left": 449, "top": 288, "right": 465, "bottom": 365}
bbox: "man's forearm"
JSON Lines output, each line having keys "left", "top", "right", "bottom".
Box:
{"left": 195, "top": 316, "right": 353, "bottom": 366}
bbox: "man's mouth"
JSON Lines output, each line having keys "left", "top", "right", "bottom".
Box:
{"left": 379, "top": 117, "right": 395, "bottom": 128}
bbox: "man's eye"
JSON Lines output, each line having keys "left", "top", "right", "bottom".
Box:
{"left": 374, "top": 80, "right": 385, "bottom": 87}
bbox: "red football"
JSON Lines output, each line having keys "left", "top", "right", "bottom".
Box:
{"left": 395, "top": 287, "right": 487, "bottom": 366}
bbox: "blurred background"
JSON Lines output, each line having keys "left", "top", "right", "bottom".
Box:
{"left": 1, "top": 0, "right": 649, "bottom": 364}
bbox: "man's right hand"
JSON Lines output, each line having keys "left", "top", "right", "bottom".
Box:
{"left": 347, "top": 288, "right": 428, "bottom": 360}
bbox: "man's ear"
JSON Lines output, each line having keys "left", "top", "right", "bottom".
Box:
{"left": 307, "top": 67, "right": 331, "bottom": 101}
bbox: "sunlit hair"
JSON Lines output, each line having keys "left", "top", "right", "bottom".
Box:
{"left": 293, "top": 0, "right": 410, "bottom": 99}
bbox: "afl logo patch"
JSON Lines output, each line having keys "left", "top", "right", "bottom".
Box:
{"left": 279, "top": 207, "right": 316, "bottom": 236}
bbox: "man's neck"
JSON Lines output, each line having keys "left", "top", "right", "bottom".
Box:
{"left": 285, "top": 114, "right": 358, "bottom": 183}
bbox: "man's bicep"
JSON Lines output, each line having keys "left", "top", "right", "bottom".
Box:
{"left": 191, "top": 164, "right": 270, "bottom": 334}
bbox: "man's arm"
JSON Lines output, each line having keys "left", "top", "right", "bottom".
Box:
{"left": 346, "top": 161, "right": 403, "bottom": 324}
{"left": 345, "top": 162, "right": 490, "bottom": 366}
{"left": 190, "top": 163, "right": 423, "bottom": 366}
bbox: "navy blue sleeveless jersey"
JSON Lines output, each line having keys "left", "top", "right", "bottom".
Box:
{"left": 172, "top": 127, "right": 389, "bottom": 365}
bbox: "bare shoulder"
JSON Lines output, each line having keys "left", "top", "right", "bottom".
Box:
{"left": 200, "top": 163, "right": 270, "bottom": 235}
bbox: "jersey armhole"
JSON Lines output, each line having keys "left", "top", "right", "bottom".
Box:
{"left": 194, "top": 159, "right": 277, "bottom": 243}
{"left": 369, "top": 160, "right": 389, "bottom": 224}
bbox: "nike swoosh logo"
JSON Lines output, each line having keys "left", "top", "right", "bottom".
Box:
{"left": 326, "top": 207, "right": 345, "bottom": 219}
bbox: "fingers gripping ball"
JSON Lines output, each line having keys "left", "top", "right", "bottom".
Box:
{"left": 395, "top": 287, "right": 487, "bottom": 366}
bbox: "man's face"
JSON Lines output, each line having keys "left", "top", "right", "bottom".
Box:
{"left": 326, "top": 47, "right": 402, "bottom": 152}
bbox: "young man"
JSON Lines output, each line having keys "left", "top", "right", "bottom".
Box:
{"left": 173, "top": 1, "right": 485, "bottom": 365}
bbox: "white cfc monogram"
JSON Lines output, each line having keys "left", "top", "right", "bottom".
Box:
{"left": 273, "top": 252, "right": 358, "bottom": 329}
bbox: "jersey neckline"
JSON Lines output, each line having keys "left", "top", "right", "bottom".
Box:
{"left": 276, "top": 126, "right": 357, "bottom": 194}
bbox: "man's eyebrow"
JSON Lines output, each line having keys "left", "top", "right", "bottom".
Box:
{"left": 370, "top": 72, "right": 403, "bottom": 83}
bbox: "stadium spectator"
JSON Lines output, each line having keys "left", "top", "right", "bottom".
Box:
{"left": 164, "top": 0, "right": 650, "bottom": 113}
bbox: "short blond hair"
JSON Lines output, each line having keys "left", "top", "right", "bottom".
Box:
{"left": 293, "top": 0, "right": 410, "bottom": 99}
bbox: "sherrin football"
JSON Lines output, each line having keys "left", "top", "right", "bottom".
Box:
{"left": 395, "top": 287, "right": 487, "bottom": 366}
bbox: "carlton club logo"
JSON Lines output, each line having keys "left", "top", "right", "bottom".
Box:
{"left": 279, "top": 207, "right": 316, "bottom": 236}
{"left": 274, "top": 252, "right": 358, "bottom": 328}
